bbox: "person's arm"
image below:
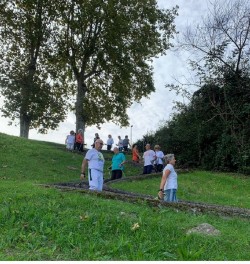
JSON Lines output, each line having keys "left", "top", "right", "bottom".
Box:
{"left": 135, "top": 149, "right": 141, "bottom": 159}
{"left": 158, "top": 169, "right": 170, "bottom": 199}
{"left": 80, "top": 159, "right": 88, "bottom": 180}
{"left": 119, "top": 154, "right": 126, "bottom": 167}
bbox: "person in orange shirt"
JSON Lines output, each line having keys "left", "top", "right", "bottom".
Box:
{"left": 132, "top": 144, "right": 141, "bottom": 163}
{"left": 75, "top": 129, "right": 84, "bottom": 152}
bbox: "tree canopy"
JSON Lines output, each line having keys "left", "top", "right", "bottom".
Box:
{"left": 0, "top": 0, "right": 69, "bottom": 138}
{"left": 136, "top": 0, "right": 250, "bottom": 173}
{"left": 0, "top": 0, "right": 178, "bottom": 138}
{"left": 52, "top": 0, "right": 178, "bottom": 133}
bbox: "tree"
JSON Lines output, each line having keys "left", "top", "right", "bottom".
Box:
{"left": 0, "top": 0, "right": 69, "bottom": 138}
{"left": 52, "top": 0, "right": 178, "bottom": 134}
{"left": 137, "top": 0, "right": 250, "bottom": 172}
{"left": 180, "top": 0, "right": 250, "bottom": 171}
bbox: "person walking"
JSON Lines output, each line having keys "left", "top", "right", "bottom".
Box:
{"left": 158, "top": 154, "right": 178, "bottom": 202}
{"left": 110, "top": 147, "right": 126, "bottom": 180}
{"left": 142, "top": 144, "right": 156, "bottom": 174}
{"left": 80, "top": 139, "right": 105, "bottom": 191}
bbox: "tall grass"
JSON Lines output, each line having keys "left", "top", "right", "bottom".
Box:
{"left": 0, "top": 133, "right": 249, "bottom": 260}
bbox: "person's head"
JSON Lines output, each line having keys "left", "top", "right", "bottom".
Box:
{"left": 154, "top": 145, "right": 160, "bottom": 151}
{"left": 164, "top": 154, "right": 176, "bottom": 165}
{"left": 78, "top": 129, "right": 83, "bottom": 134}
{"left": 95, "top": 133, "right": 99, "bottom": 137}
{"left": 70, "top": 130, "right": 75, "bottom": 135}
{"left": 113, "top": 147, "right": 119, "bottom": 154}
{"left": 108, "top": 134, "right": 112, "bottom": 138}
{"left": 95, "top": 139, "right": 104, "bottom": 150}
{"left": 132, "top": 143, "right": 137, "bottom": 149}
{"left": 118, "top": 136, "right": 121, "bottom": 139}
{"left": 145, "top": 144, "right": 151, "bottom": 150}
{"left": 125, "top": 135, "right": 128, "bottom": 138}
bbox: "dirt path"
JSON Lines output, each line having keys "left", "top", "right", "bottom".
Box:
{"left": 41, "top": 172, "right": 250, "bottom": 219}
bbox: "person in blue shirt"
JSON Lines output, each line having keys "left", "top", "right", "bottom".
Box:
{"left": 111, "top": 147, "right": 126, "bottom": 180}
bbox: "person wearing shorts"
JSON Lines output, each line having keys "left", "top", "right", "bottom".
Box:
{"left": 80, "top": 139, "right": 105, "bottom": 191}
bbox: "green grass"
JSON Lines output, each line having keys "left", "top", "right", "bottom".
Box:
{"left": 110, "top": 171, "right": 250, "bottom": 208}
{"left": 0, "top": 132, "right": 250, "bottom": 260}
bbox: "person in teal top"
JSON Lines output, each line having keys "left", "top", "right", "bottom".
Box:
{"left": 111, "top": 147, "right": 126, "bottom": 180}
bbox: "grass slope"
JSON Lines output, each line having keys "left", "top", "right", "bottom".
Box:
{"left": 0, "top": 133, "right": 249, "bottom": 261}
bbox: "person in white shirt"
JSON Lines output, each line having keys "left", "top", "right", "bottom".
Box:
{"left": 117, "top": 136, "right": 123, "bottom": 152}
{"left": 106, "top": 134, "right": 114, "bottom": 151}
{"left": 154, "top": 145, "right": 165, "bottom": 172}
{"left": 142, "top": 144, "right": 156, "bottom": 174}
{"left": 65, "top": 130, "right": 75, "bottom": 151}
{"left": 158, "top": 154, "right": 178, "bottom": 202}
{"left": 80, "top": 139, "right": 105, "bottom": 191}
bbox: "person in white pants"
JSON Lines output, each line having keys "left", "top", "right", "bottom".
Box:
{"left": 80, "top": 139, "right": 105, "bottom": 191}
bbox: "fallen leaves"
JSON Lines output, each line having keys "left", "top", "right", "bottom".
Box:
{"left": 131, "top": 222, "right": 140, "bottom": 231}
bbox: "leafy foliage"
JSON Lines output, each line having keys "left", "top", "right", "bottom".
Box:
{"left": 51, "top": 0, "right": 178, "bottom": 132}
{"left": 0, "top": 0, "right": 69, "bottom": 137}
{"left": 135, "top": 0, "right": 250, "bottom": 173}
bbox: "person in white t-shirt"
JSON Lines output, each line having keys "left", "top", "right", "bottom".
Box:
{"left": 158, "top": 154, "right": 178, "bottom": 202}
{"left": 142, "top": 144, "right": 156, "bottom": 174}
{"left": 106, "top": 134, "right": 114, "bottom": 151}
{"left": 154, "top": 145, "right": 165, "bottom": 172}
{"left": 117, "top": 136, "right": 123, "bottom": 152}
{"left": 65, "top": 130, "right": 75, "bottom": 151}
{"left": 80, "top": 139, "right": 105, "bottom": 191}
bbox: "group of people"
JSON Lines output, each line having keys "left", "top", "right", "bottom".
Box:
{"left": 65, "top": 129, "right": 85, "bottom": 152}
{"left": 132, "top": 143, "right": 165, "bottom": 174}
{"left": 65, "top": 131, "right": 131, "bottom": 153}
{"left": 106, "top": 134, "right": 131, "bottom": 152}
{"left": 79, "top": 137, "right": 178, "bottom": 202}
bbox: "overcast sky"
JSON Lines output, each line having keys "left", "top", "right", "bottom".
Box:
{"left": 0, "top": 0, "right": 210, "bottom": 148}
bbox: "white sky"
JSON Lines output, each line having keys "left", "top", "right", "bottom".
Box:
{"left": 0, "top": 0, "right": 210, "bottom": 148}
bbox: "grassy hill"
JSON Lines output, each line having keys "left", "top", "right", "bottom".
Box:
{"left": 0, "top": 132, "right": 249, "bottom": 260}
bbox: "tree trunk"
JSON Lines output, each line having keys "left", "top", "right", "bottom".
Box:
{"left": 20, "top": 113, "right": 30, "bottom": 138}
{"left": 75, "top": 76, "right": 86, "bottom": 135}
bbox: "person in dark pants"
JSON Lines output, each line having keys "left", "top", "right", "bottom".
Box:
{"left": 106, "top": 134, "right": 114, "bottom": 151}
{"left": 142, "top": 144, "right": 156, "bottom": 174}
{"left": 75, "top": 129, "right": 84, "bottom": 152}
{"left": 123, "top": 135, "right": 131, "bottom": 152}
{"left": 111, "top": 147, "right": 126, "bottom": 180}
